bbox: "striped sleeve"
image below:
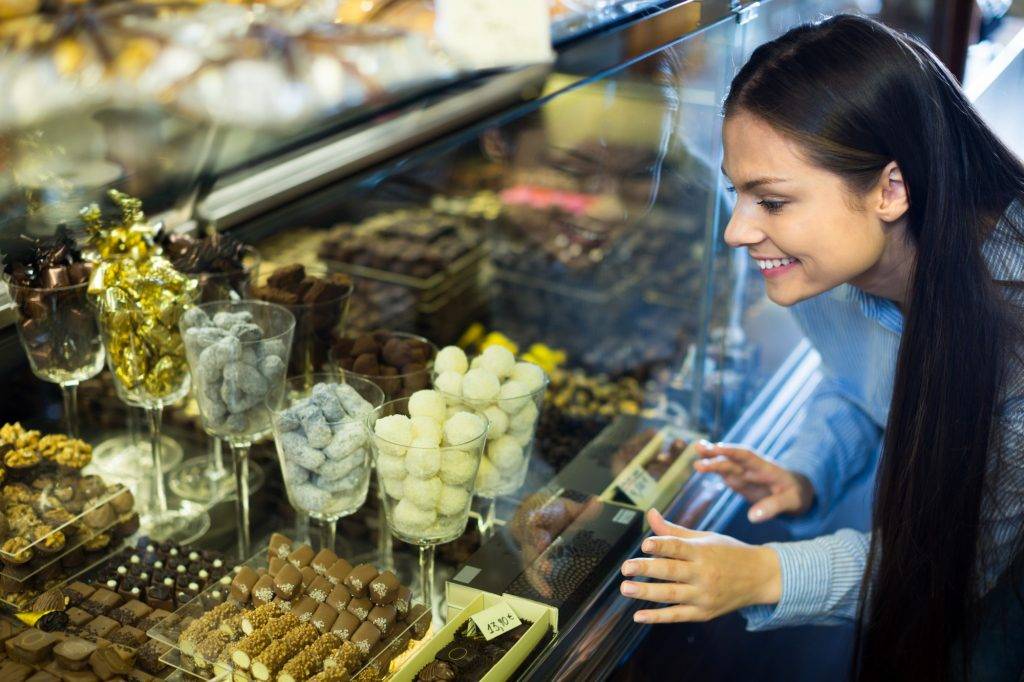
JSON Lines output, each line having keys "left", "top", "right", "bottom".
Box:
{"left": 777, "top": 377, "right": 882, "bottom": 535}
{"left": 742, "top": 529, "right": 869, "bottom": 629}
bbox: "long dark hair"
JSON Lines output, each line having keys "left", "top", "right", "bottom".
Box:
{"left": 724, "top": 15, "right": 1024, "bottom": 681}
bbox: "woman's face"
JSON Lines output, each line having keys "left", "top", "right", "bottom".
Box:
{"left": 721, "top": 112, "right": 896, "bottom": 307}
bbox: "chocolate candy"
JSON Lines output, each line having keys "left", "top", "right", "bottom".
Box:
{"left": 408, "top": 604, "right": 430, "bottom": 639}
{"left": 367, "top": 605, "right": 396, "bottom": 636}
{"left": 349, "top": 621, "right": 380, "bottom": 657}
{"left": 326, "top": 584, "right": 351, "bottom": 613}
{"left": 6, "top": 629, "right": 58, "bottom": 664}
{"left": 291, "top": 596, "right": 318, "bottom": 623}
{"left": 307, "top": 576, "right": 332, "bottom": 603}
{"left": 269, "top": 557, "right": 287, "bottom": 577}
{"left": 66, "top": 608, "right": 93, "bottom": 628}
{"left": 250, "top": 623, "right": 318, "bottom": 681}
{"left": 82, "top": 589, "right": 122, "bottom": 616}
{"left": 310, "top": 603, "right": 339, "bottom": 634}
{"left": 62, "top": 583, "right": 95, "bottom": 608}
{"left": 343, "top": 564, "right": 377, "bottom": 598}
{"left": 331, "top": 331, "right": 435, "bottom": 400}
{"left": 0, "top": 661, "right": 34, "bottom": 681}
{"left": 108, "top": 600, "right": 151, "bottom": 627}
{"left": 311, "top": 549, "right": 337, "bottom": 576}
{"left": 241, "top": 603, "right": 280, "bottom": 636}
{"left": 300, "top": 566, "right": 318, "bottom": 589}
{"left": 367, "top": 571, "right": 400, "bottom": 606}
{"left": 90, "top": 643, "right": 132, "bottom": 679}
{"left": 278, "top": 632, "right": 344, "bottom": 682}
{"left": 136, "top": 639, "right": 170, "bottom": 675}
{"left": 54, "top": 639, "right": 96, "bottom": 671}
{"left": 84, "top": 614, "right": 119, "bottom": 638}
{"left": 346, "top": 598, "right": 371, "bottom": 621}
{"left": 252, "top": 574, "right": 277, "bottom": 606}
{"left": 110, "top": 626, "right": 146, "bottom": 648}
{"left": 326, "top": 559, "right": 353, "bottom": 586}
{"left": 269, "top": 533, "right": 293, "bottom": 559}
{"left": 287, "top": 545, "right": 315, "bottom": 569}
{"left": 275, "top": 564, "right": 303, "bottom": 600}
{"left": 230, "top": 566, "right": 260, "bottom": 603}
{"left": 231, "top": 629, "right": 273, "bottom": 670}
{"left": 330, "top": 611, "right": 360, "bottom": 641}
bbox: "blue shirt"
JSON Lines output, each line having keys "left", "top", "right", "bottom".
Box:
{"left": 744, "top": 201, "right": 1024, "bottom": 630}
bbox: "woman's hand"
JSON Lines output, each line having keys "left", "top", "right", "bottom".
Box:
{"left": 619, "top": 509, "right": 781, "bottom": 623}
{"left": 693, "top": 441, "right": 815, "bottom": 522}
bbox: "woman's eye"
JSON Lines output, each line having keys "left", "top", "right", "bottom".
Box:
{"left": 757, "top": 199, "right": 786, "bottom": 214}
{"left": 725, "top": 185, "right": 736, "bottom": 194}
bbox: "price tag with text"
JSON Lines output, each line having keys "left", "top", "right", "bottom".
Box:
{"left": 471, "top": 601, "right": 523, "bottom": 641}
{"left": 619, "top": 467, "right": 659, "bottom": 508}
{"left": 436, "top": 0, "right": 555, "bottom": 71}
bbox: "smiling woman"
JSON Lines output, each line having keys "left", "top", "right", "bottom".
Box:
{"left": 618, "top": 13, "right": 1024, "bottom": 682}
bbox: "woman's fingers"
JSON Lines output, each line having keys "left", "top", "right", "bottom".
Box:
{"left": 641, "top": 535, "right": 698, "bottom": 561}
{"left": 693, "top": 457, "right": 744, "bottom": 477}
{"left": 634, "top": 604, "right": 708, "bottom": 624}
{"left": 646, "top": 509, "right": 702, "bottom": 541}
{"left": 621, "top": 557, "right": 694, "bottom": 583}
{"left": 620, "top": 580, "right": 699, "bottom": 604}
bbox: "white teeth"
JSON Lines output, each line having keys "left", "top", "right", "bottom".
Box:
{"left": 757, "top": 257, "right": 795, "bottom": 271}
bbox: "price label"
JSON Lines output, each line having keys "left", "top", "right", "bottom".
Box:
{"left": 436, "top": 0, "right": 555, "bottom": 71}
{"left": 471, "top": 601, "right": 523, "bottom": 641}
{"left": 619, "top": 467, "right": 659, "bottom": 508}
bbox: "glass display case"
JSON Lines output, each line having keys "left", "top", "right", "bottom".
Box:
{"left": 0, "top": 1, "right": 1012, "bottom": 680}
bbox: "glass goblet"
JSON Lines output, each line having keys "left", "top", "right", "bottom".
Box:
{"left": 435, "top": 372, "right": 548, "bottom": 537}
{"left": 95, "top": 287, "right": 210, "bottom": 543}
{"left": 169, "top": 247, "right": 264, "bottom": 505}
{"left": 272, "top": 373, "right": 384, "bottom": 553}
{"left": 368, "top": 399, "right": 487, "bottom": 620}
{"left": 8, "top": 280, "right": 105, "bottom": 438}
{"left": 283, "top": 277, "right": 353, "bottom": 386}
{"left": 181, "top": 299, "right": 295, "bottom": 559}
{"left": 329, "top": 331, "right": 437, "bottom": 571}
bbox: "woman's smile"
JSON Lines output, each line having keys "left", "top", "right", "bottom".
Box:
{"left": 752, "top": 255, "right": 799, "bottom": 278}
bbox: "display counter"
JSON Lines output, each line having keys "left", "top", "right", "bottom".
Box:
{"left": 0, "top": 0, "right": 1001, "bottom": 680}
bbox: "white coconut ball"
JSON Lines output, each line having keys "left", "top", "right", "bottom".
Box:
{"left": 461, "top": 369, "right": 500, "bottom": 403}
{"left": 483, "top": 405, "right": 509, "bottom": 439}
{"left": 446, "top": 405, "right": 463, "bottom": 420}
{"left": 377, "top": 453, "right": 407, "bottom": 480}
{"left": 509, "top": 428, "right": 533, "bottom": 448}
{"left": 437, "top": 485, "right": 470, "bottom": 516}
{"left": 393, "top": 498, "right": 435, "bottom": 533}
{"left": 410, "top": 416, "right": 442, "bottom": 447}
{"left": 431, "top": 514, "right": 466, "bottom": 537}
{"left": 434, "top": 371, "right": 463, "bottom": 399}
{"left": 439, "top": 448, "right": 477, "bottom": 486}
{"left": 434, "top": 346, "right": 468, "bottom": 375}
{"left": 374, "top": 414, "right": 413, "bottom": 456}
{"left": 381, "top": 476, "right": 405, "bottom": 498}
{"left": 475, "top": 457, "right": 502, "bottom": 491}
{"left": 509, "top": 401, "right": 539, "bottom": 434}
{"left": 509, "top": 362, "right": 546, "bottom": 394}
{"left": 443, "top": 412, "right": 485, "bottom": 446}
{"left": 497, "top": 380, "right": 530, "bottom": 414}
{"left": 408, "top": 390, "right": 447, "bottom": 424}
{"left": 405, "top": 443, "right": 441, "bottom": 479}
{"left": 478, "top": 345, "right": 516, "bottom": 379}
{"left": 488, "top": 436, "right": 525, "bottom": 472}
{"left": 403, "top": 476, "right": 442, "bottom": 510}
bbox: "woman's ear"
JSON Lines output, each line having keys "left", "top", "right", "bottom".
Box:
{"left": 877, "top": 161, "right": 909, "bottom": 223}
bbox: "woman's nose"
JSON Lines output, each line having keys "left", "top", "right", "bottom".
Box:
{"left": 723, "top": 212, "right": 766, "bottom": 248}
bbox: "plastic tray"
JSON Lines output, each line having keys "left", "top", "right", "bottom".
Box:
{"left": 0, "top": 515, "right": 122, "bottom": 583}
{"left": 0, "top": 481, "right": 130, "bottom": 561}
{"left": 0, "top": 539, "right": 129, "bottom": 611}
{"left": 148, "top": 546, "right": 433, "bottom": 680}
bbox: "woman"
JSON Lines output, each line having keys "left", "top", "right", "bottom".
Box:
{"left": 618, "top": 15, "right": 1024, "bottom": 681}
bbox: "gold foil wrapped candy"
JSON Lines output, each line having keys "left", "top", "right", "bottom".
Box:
{"left": 87, "top": 191, "right": 197, "bottom": 402}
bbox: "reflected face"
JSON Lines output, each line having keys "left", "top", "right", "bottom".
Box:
{"left": 721, "top": 112, "right": 889, "bottom": 307}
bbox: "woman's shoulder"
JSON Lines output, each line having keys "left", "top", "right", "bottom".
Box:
{"left": 985, "top": 199, "right": 1024, "bottom": 285}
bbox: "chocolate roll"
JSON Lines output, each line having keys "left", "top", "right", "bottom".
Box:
{"left": 330, "top": 611, "right": 361, "bottom": 641}
{"left": 291, "top": 596, "right": 318, "bottom": 623}
{"left": 252, "top": 574, "right": 277, "bottom": 606}
{"left": 346, "top": 598, "right": 371, "bottom": 621}
{"left": 367, "top": 605, "right": 397, "bottom": 636}
{"left": 343, "top": 564, "right": 377, "bottom": 598}
{"left": 242, "top": 603, "right": 280, "bottom": 636}
{"left": 326, "top": 559, "right": 353, "bottom": 586}
{"left": 311, "top": 549, "right": 338, "bottom": 576}
{"left": 288, "top": 545, "right": 315, "bottom": 569}
{"left": 326, "top": 584, "right": 352, "bottom": 613}
{"left": 308, "top": 576, "right": 333, "bottom": 603}
{"left": 275, "top": 564, "right": 303, "bottom": 600}
{"left": 269, "top": 533, "right": 294, "bottom": 559}
{"left": 350, "top": 621, "right": 381, "bottom": 657}
{"left": 250, "top": 624, "right": 317, "bottom": 681}
{"left": 310, "top": 603, "right": 339, "bottom": 634}
{"left": 230, "top": 566, "right": 260, "bottom": 604}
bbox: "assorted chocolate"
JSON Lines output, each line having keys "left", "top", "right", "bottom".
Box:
{"left": 173, "top": 534, "right": 429, "bottom": 679}
{"left": 331, "top": 331, "right": 434, "bottom": 400}
{"left": 414, "top": 618, "right": 531, "bottom": 681}
{"left": 253, "top": 265, "right": 353, "bottom": 374}
{"left": 0, "top": 424, "right": 134, "bottom": 607}
{"left": 644, "top": 436, "right": 690, "bottom": 481}
{"left": 318, "top": 209, "right": 481, "bottom": 281}
{"left": 88, "top": 537, "right": 236, "bottom": 613}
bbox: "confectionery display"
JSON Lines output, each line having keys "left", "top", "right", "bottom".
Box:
{"left": 3, "top": 227, "right": 104, "bottom": 398}
{"left": 181, "top": 304, "right": 292, "bottom": 441}
{"left": 0, "top": 423, "right": 135, "bottom": 608}
{"left": 413, "top": 618, "right": 531, "bottom": 681}
{"left": 331, "top": 331, "right": 436, "bottom": 400}
{"left": 371, "top": 395, "right": 487, "bottom": 543}
{"left": 157, "top": 534, "right": 431, "bottom": 680}
{"left": 273, "top": 379, "right": 379, "bottom": 520}
{"left": 254, "top": 265, "right": 353, "bottom": 377}
{"left": 159, "top": 231, "right": 256, "bottom": 302}
{"left": 643, "top": 436, "right": 690, "bottom": 481}
{"left": 431, "top": 346, "right": 547, "bottom": 497}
